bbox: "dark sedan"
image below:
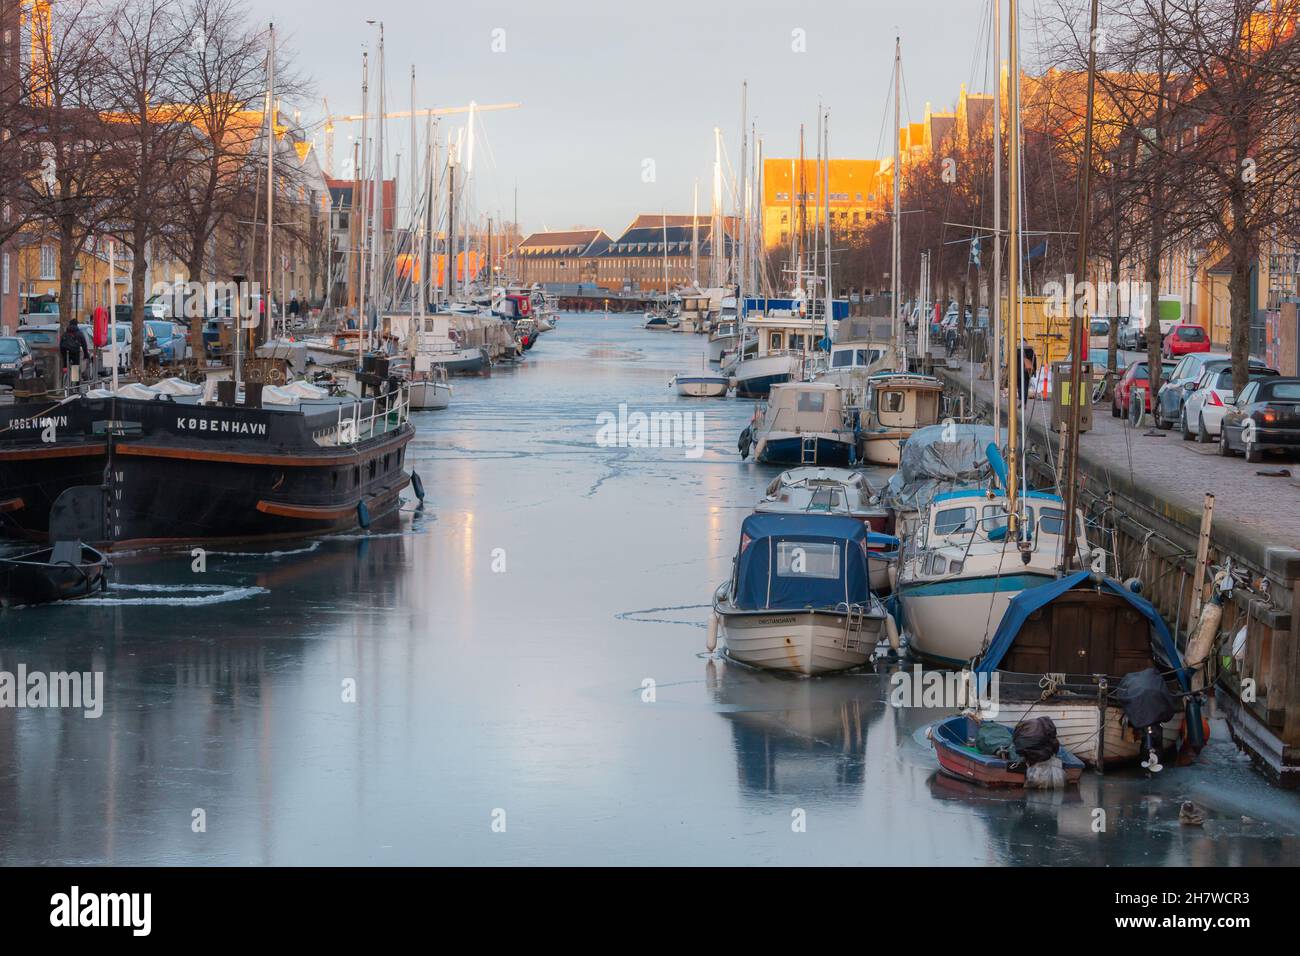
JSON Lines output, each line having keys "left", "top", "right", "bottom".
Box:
{"left": 0, "top": 335, "right": 38, "bottom": 386}
{"left": 1219, "top": 377, "right": 1300, "bottom": 462}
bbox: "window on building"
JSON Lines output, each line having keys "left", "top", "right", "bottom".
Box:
{"left": 40, "top": 245, "right": 56, "bottom": 279}
{"left": 2, "top": 253, "right": 8, "bottom": 295}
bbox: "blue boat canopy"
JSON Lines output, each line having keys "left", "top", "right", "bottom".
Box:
{"left": 734, "top": 513, "right": 872, "bottom": 611}
{"left": 975, "top": 570, "right": 1190, "bottom": 689}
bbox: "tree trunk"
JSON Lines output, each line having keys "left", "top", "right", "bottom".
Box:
{"left": 1227, "top": 259, "right": 1251, "bottom": 395}
{"left": 131, "top": 232, "right": 147, "bottom": 370}
{"left": 187, "top": 237, "right": 206, "bottom": 363}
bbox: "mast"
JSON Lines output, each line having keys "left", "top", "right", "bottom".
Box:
{"left": 1006, "top": 0, "right": 1022, "bottom": 533}
{"left": 264, "top": 22, "right": 275, "bottom": 343}
{"left": 711, "top": 127, "right": 722, "bottom": 288}
{"left": 691, "top": 180, "right": 699, "bottom": 287}
{"left": 892, "top": 36, "right": 902, "bottom": 368}
{"left": 992, "top": 0, "right": 1003, "bottom": 439}
{"left": 823, "top": 108, "right": 833, "bottom": 345}
{"left": 369, "top": 22, "right": 385, "bottom": 346}
{"left": 661, "top": 213, "right": 669, "bottom": 293}
{"left": 1063, "top": 0, "right": 1101, "bottom": 571}
{"left": 447, "top": 134, "right": 457, "bottom": 301}
{"left": 738, "top": 80, "right": 747, "bottom": 306}
{"left": 356, "top": 51, "right": 369, "bottom": 327}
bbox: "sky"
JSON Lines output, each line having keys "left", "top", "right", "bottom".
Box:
{"left": 263, "top": 0, "right": 1010, "bottom": 237}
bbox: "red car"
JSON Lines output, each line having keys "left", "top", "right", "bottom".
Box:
{"left": 1112, "top": 359, "right": 1178, "bottom": 417}
{"left": 1162, "top": 322, "right": 1211, "bottom": 358}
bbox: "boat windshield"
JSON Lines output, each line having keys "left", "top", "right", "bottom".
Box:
{"left": 776, "top": 540, "right": 841, "bottom": 579}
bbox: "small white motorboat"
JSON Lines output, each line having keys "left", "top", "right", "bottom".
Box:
{"left": 644, "top": 313, "right": 679, "bottom": 331}
{"left": 671, "top": 371, "right": 729, "bottom": 397}
{"left": 740, "top": 382, "right": 857, "bottom": 467}
{"left": 709, "top": 513, "right": 889, "bottom": 676}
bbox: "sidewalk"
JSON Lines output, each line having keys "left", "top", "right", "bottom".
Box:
{"left": 938, "top": 357, "right": 1300, "bottom": 560}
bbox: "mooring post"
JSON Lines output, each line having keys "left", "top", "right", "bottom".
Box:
{"left": 1188, "top": 493, "right": 1215, "bottom": 633}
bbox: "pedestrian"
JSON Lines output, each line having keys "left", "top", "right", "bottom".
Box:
{"left": 60, "top": 318, "right": 85, "bottom": 387}
{"left": 289, "top": 293, "right": 300, "bottom": 318}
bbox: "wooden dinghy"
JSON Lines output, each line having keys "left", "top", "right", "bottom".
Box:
{"left": 929, "top": 714, "right": 1085, "bottom": 787}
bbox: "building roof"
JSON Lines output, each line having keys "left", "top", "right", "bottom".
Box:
{"left": 515, "top": 229, "right": 612, "bottom": 258}
{"left": 602, "top": 222, "right": 734, "bottom": 258}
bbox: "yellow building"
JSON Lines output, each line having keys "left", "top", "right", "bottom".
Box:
{"left": 762, "top": 159, "right": 884, "bottom": 249}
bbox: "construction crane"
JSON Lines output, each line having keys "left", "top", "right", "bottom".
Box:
{"left": 322, "top": 101, "right": 521, "bottom": 177}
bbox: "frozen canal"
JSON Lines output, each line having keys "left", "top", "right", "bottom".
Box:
{"left": 1, "top": 312, "right": 1298, "bottom": 865}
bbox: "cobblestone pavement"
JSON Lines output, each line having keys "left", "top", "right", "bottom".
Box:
{"left": 942, "top": 357, "right": 1300, "bottom": 553}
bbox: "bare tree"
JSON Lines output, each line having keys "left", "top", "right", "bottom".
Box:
{"left": 99, "top": 0, "right": 196, "bottom": 367}
{"left": 22, "top": 0, "right": 120, "bottom": 331}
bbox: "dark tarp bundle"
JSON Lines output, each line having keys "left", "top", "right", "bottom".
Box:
{"left": 733, "top": 513, "right": 872, "bottom": 611}
{"left": 975, "top": 721, "right": 1015, "bottom": 757}
{"left": 1013, "top": 716, "right": 1060, "bottom": 765}
{"left": 1115, "top": 667, "right": 1178, "bottom": 730}
{"left": 880, "top": 423, "right": 1007, "bottom": 513}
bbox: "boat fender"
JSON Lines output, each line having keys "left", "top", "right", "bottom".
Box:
{"left": 1123, "top": 576, "right": 1144, "bottom": 594}
{"left": 1185, "top": 598, "right": 1223, "bottom": 691}
{"left": 411, "top": 470, "right": 426, "bottom": 502}
{"left": 885, "top": 613, "right": 900, "bottom": 651}
{"left": 357, "top": 500, "right": 371, "bottom": 529}
{"left": 706, "top": 612, "right": 719, "bottom": 652}
{"left": 738, "top": 426, "right": 752, "bottom": 459}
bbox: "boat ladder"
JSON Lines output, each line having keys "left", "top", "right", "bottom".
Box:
{"left": 801, "top": 435, "right": 818, "bottom": 464}
{"left": 837, "top": 602, "right": 868, "bottom": 651}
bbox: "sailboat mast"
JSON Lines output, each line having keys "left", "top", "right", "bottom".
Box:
{"left": 369, "top": 22, "right": 385, "bottom": 342}
{"left": 661, "top": 213, "right": 669, "bottom": 293}
{"left": 691, "top": 181, "right": 699, "bottom": 287}
{"left": 711, "top": 127, "right": 722, "bottom": 288}
{"left": 1063, "top": 0, "right": 1101, "bottom": 571}
{"left": 264, "top": 23, "right": 275, "bottom": 342}
{"left": 892, "top": 36, "right": 902, "bottom": 368}
{"left": 823, "top": 109, "right": 832, "bottom": 339}
{"left": 1006, "top": 0, "right": 1022, "bottom": 530}
{"left": 356, "top": 51, "right": 369, "bottom": 326}
{"left": 738, "top": 80, "right": 747, "bottom": 305}
{"left": 448, "top": 136, "right": 457, "bottom": 301}
{"left": 992, "top": 0, "right": 1003, "bottom": 440}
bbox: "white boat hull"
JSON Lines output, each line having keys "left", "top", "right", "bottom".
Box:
{"left": 859, "top": 429, "right": 910, "bottom": 465}
{"left": 708, "top": 334, "right": 739, "bottom": 363}
{"left": 717, "top": 606, "right": 884, "bottom": 675}
{"left": 982, "top": 700, "right": 1182, "bottom": 767}
{"left": 733, "top": 353, "right": 803, "bottom": 398}
{"left": 409, "top": 380, "right": 452, "bottom": 410}
{"left": 674, "top": 376, "right": 729, "bottom": 397}
{"left": 899, "top": 573, "right": 1055, "bottom": 666}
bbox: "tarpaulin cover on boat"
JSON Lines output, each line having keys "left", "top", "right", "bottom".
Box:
{"left": 733, "top": 513, "right": 871, "bottom": 611}
{"left": 974, "top": 570, "right": 1190, "bottom": 690}
{"left": 880, "top": 423, "right": 1007, "bottom": 513}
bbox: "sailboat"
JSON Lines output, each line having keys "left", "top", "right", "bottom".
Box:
{"left": 894, "top": 19, "right": 1088, "bottom": 666}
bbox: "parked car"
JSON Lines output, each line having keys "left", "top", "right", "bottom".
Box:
{"left": 1155, "top": 351, "right": 1231, "bottom": 429}
{"left": 1162, "top": 322, "right": 1211, "bottom": 358}
{"left": 0, "top": 335, "right": 37, "bottom": 387}
{"left": 1112, "top": 358, "right": 1178, "bottom": 417}
{"left": 1088, "top": 318, "right": 1111, "bottom": 352}
{"left": 1117, "top": 317, "right": 1144, "bottom": 350}
{"left": 15, "top": 322, "right": 88, "bottom": 379}
{"left": 1219, "top": 377, "right": 1300, "bottom": 462}
{"left": 1182, "top": 365, "right": 1278, "bottom": 442}
{"left": 146, "top": 319, "right": 189, "bottom": 363}
{"left": 98, "top": 323, "right": 158, "bottom": 373}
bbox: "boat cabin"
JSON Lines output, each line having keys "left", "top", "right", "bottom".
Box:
{"left": 731, "top": 513, "right": 872, "bottom": 611}
{"left": 916, "top": 488, "right": 1083, "bottom": 572}
{"left": 867, "top": 373, "right": 943, "bottom": 429}
{"left": 761, "top": 382, "right": 850, "bottom": 433}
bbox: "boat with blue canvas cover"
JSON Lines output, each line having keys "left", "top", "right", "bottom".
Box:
{"left": 707, "top": 513, "right": 888, "bottom": 675}
{"left": 971, "top": 570, "right": 1202, "bottom": 769}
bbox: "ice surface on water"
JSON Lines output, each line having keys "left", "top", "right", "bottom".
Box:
{"left": 1, "top": 313, "right": 1297, "bottom": 865}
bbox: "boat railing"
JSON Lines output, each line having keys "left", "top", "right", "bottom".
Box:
{"left": 334, "top": 383, "right": 410, "bottom": 445}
